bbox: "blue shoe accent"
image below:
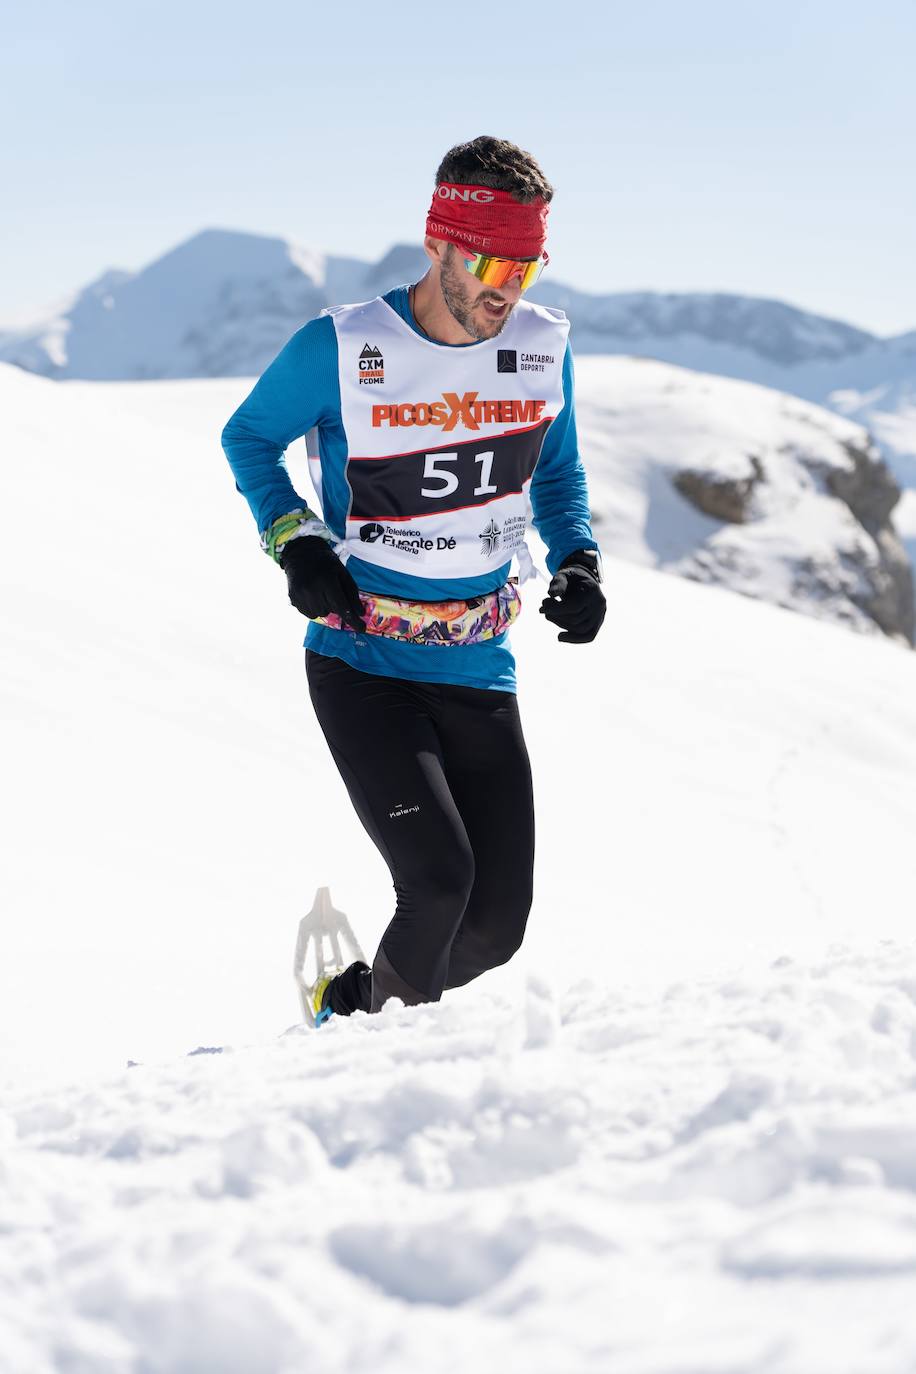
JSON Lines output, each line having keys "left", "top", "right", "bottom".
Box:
{"left": 314, "top": 1005, "right": 334, "bottom": 1027}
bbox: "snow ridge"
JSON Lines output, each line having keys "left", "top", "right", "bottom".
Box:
{"left": 3, "top": 944, "right": 916, "bottom": 1372}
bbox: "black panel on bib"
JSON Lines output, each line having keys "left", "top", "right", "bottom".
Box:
{"left": 346, "top": 419, "right": 551, "bottom": 522}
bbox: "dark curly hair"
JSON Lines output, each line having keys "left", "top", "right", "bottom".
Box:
{"left": 434, "top": 135, "right": 554, "bottom": 205}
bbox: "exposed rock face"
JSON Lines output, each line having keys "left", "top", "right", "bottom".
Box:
{"left": 829, "top": 441, "right": 901, "bottom": 535}
{"left": 818, "top": 442, "right": 914, "bottom": 645}
{"left": 673, "top": 455, "right": 765, "bottom": 524}
{"left": 867, "top": 531, "right": 915, "bottom": 644}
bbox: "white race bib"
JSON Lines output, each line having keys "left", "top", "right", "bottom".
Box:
{"left": 312, "top": 295, "right": 568, "bottom": 580}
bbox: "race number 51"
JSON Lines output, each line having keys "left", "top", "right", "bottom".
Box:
{"left": 421, "top": 451, "right": 497, "bottom": 499}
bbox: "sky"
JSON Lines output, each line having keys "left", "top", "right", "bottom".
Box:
{"left": 2, "top": 0, "right": 915, "bottom": 336}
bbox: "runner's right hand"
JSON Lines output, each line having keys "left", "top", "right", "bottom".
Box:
{"left": 279, "top": 536, "right": 366, "bottom": 632}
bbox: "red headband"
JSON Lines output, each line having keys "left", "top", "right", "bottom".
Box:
{"left": 426, "top": 182, "right": 549, "bottom": 259}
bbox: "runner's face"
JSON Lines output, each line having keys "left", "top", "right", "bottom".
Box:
{"left": 439, "top": 244, "right": 526, "bottom": 341}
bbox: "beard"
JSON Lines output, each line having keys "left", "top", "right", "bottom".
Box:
{"left": 439, "top": 246, "right": 515, "bottom": 340}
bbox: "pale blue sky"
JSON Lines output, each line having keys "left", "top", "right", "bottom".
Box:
{"left": 2, "top": 0, "right": 914, "bottom": 334}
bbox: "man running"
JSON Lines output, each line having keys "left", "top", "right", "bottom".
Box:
{"left": 221, "top": 135, "right": 605, "bottom": 1024}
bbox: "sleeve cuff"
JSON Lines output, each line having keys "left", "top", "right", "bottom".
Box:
{"left": 547, "top": 538, "right": 601, "bottom": 577}
{"left": 260, "top": 508, "right": 336, "bottom": 564}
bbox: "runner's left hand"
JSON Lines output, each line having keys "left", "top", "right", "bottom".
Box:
{"left": 539, "top": 550, "right": 606, "bottom": 644}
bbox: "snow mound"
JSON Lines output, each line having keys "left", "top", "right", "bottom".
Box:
{"left": 575, "top": 356, "right": 913, "bottom": 643}
{"left": 3, "top": 944, "right": 916, "bottom": 1372}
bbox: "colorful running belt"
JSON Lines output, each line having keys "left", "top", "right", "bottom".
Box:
{"left": 315, "top": 581, "right": 521, "bottom": 646}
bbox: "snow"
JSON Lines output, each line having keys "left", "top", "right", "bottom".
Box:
{"left": 2, "top": 361, "right": 916, "bottom": 1369}
{"left": 3, "top": 948, "right": 916, "bottom": 1371}
{"left": 897, "top": 490, "right": 916, "bottom": 566}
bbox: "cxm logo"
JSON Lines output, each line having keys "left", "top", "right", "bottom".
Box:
{"left": 497, "top": 350, "right": 517, "bottom": 373}
{"left": 358, "top": 342, "right": 384, "bottom": 385}
{"left": 360, "top": 523, "right": 385, "bottom": 543}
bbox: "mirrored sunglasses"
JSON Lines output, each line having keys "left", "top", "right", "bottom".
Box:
{"left": 456, "top": 249, "right": 549, "bottom": 292}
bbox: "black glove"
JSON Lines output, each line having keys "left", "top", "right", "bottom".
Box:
{"left": 539, "top": 549, "right": 606, "bottom": 644}
{"left": 279, "top": 536, "right": 366, "bottom": 632}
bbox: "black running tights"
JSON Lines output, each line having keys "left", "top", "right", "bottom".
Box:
{"left": 305, "top": 650, "right": 535, "bottom": 1014}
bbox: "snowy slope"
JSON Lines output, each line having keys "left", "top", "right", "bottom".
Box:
{"left": 536, "top": 281, "right": 916, "bottom": 494}
{"left": 3, "top": 365, "right": 916, "bottom": 1370}
{"left": 573, "top": 356, "right": 913, "bottom": 644}
{"left": 560, "top": 320, "right": 916, "bottom": 493}
{"left": 1, "top": 358, "right": 915, "bottom": 1068}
